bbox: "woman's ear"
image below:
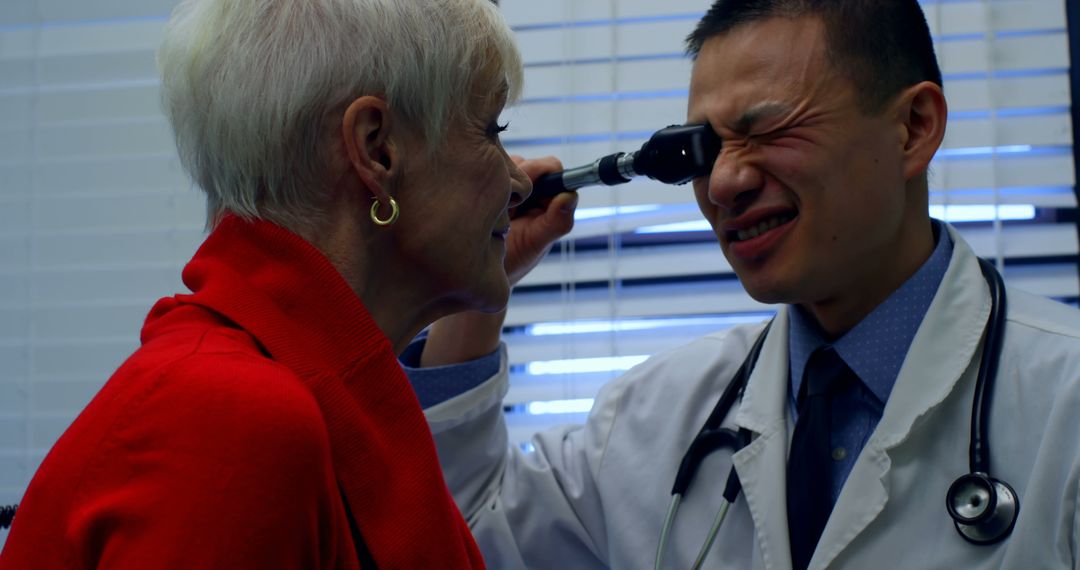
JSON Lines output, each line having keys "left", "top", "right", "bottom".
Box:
{"left": 895, "top": 81, "right": 948, "bottom": 181}
{"left": 341, "top": 96, "right": 398, "bottom": 202}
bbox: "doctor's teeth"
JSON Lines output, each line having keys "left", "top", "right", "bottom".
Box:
{"left": 736, "top": 215, "right": 790, "bottom": 241}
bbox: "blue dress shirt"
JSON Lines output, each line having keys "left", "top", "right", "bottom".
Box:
{"left": 400, "top": 330, "right": 500, "bottom": 408}
{"left": 787, "top": 221, "right": 953, "bottom": 502}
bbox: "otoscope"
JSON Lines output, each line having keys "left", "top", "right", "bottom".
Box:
{"left": 517, "top": 123, "right": 722, "bottom": 212}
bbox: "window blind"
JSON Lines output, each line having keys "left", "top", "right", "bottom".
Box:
{"left": 0, "top": 1, "right": 199, "bottom": 549}
{"left": 496, "top": 0, "right": 1078, "bottom": 446}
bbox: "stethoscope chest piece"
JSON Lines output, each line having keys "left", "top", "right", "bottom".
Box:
{"left": 946, "top": 472, "right": 1019, "bottom": 545}
{"left": 659, "top": 259, "right": 1018, "bottom": 565}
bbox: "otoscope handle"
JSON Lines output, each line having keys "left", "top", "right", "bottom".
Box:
{"left": 518, "top": 153, "right": 634, "bottom": 212}
{"left": 516, "top": 173, "right": 567, "bottom": 213}
{"left": 529, "top": 171, "right": 572, "bottom": 205}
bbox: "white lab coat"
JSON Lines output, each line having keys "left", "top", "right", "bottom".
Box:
{"left": 426, "top": 226, "right": 1080, "bottom": 569}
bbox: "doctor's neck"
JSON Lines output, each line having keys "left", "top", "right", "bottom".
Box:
{"left": 798, "top": 221, "right": 936, "bottom": 339}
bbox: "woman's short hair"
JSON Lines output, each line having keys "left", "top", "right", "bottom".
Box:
{"left": 158, "top": 0, "right": 523, "bottom": 230}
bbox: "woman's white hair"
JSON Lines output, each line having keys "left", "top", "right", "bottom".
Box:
{"left": 158, "top": 0, "right": 523, "bottom": 231}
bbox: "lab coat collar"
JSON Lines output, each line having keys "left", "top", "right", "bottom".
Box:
{"left": 813, "top": 225, "right": 992, "bottom": 568}
{"left": 867, "top": 226, "right": 990, "bottom": 447}
{"left": 732, "top": 308, "right": 794, "bottom": 569}
{"left": 730, "top": 225, "right": 992, "bottom": 569}
{"left": 735, "top": 307, "right": 791, "bottom": 436}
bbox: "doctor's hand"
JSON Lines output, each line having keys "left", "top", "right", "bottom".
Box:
{"left": 420, "top": 155, "right": 576, "bottom": 368}
{"left": 506, "top": 155, "right": 577, "bottom": 285}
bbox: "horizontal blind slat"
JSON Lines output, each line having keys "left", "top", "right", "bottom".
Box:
{"left": 518, "top": 223, "right": 1080, "bottom": 288}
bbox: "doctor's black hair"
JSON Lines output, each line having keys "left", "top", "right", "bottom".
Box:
{"left": 685, "top": 0, "right": 943, "bottom": 115}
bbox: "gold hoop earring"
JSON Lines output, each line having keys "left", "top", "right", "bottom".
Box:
{"left": 370, "top": 197, "right": 400, "bottom": 226}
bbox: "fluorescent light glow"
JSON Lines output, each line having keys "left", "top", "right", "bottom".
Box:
{"left": 943, "top": 69, "right": 1069, "bottom": 81}
{"left": 930, "top": 186, "right": 1073, "bottom": 199}
{"left": 503, "top": 129, "right": 659, "bottom": 148}
{"left": 929, "top": 204, "right": 1036, "bottom": 222}
{"left": 575, "top": 204, "right": 661, "bottom": 221}
{"left": 937, "top": 145, "right": 1033, "bottom": 158}
{"left": 526, "top": 398, "right": 596, "bottom": 415}
{"left": 636, "top": 204, "right": 1035, "bottom": 234}
{"left": 636, "top": 220, "right": 711, "bottom": 234}
{"left": 527, "top": 314, "right": 773, "bottom": 336}
{"left": 521, "top": 89, "right": 688, "bottom": 106}
{"left": 527, "top": 355, "right": 650, "bottom": 376}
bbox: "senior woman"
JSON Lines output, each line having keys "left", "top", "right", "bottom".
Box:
{"left": 0, "top": 0, "right": 576, "bottom": 568}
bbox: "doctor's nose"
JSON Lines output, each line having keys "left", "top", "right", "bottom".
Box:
{"left": 706, "top": 148, "right": 765, "bottom": 214}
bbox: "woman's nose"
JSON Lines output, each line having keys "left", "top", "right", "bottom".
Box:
{"left": 508, "top": 159, "right": 532, "bottom": 209}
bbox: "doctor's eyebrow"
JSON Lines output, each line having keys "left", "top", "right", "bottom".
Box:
{"left": 734, "top": 101, "right": 794, "bottom": 134}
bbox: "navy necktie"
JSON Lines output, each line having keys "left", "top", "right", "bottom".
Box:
{"left": 787, "top": 346, "right": 857, "bottom": 570}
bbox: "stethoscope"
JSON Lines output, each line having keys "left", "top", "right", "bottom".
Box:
{"left": 654, "top": 258, "right": 1019, "bottom": 570}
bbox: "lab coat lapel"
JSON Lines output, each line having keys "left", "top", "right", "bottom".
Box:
{"left": 733, "top": 308, "right": 794, "bottom": 570}
{"left": 811, "top": 227, "right": 992, "bottom": 568}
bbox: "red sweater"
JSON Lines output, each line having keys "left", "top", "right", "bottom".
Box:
{"left": 0, "top": 217, "right": 484, "bottom": 569}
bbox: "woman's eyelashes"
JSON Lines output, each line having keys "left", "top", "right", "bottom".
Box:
{"left": 486, "top": 121, "right": 509, "bottom": 141}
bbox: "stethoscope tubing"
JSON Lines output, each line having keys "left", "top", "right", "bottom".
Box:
{"left": 654, "top": 323, "right": 771, "bottom": 569}
{"left": 654, "top": 495, "right": 681, "bottom": 570}
{"left": 693, "top": 499, "right": 732, "bottom": 569}
{"left": 655, "top": 490, "right": 738, "bottom": 570}
{"left": 971, "top": 258, "right": 1005, "bottom": 474}
{"left": 654, "top": 258, "right": 1013, "bottom": 567}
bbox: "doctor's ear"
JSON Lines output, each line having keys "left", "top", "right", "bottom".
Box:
{"left": 341, "top": 96, "right": 399, "bottom": 200}
{"left": 895, "top": 81, "right": 947, "bottom": 182}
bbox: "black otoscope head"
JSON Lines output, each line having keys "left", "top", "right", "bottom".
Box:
{"left": 519, "top": 123, "right": 722, "bottom": 212}
{"left": 634, "top": 123, "right": 723, "bottom": 185}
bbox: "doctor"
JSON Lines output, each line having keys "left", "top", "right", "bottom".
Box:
{"left": 409, "top": 0, "right": 1080, "bottom": 568}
